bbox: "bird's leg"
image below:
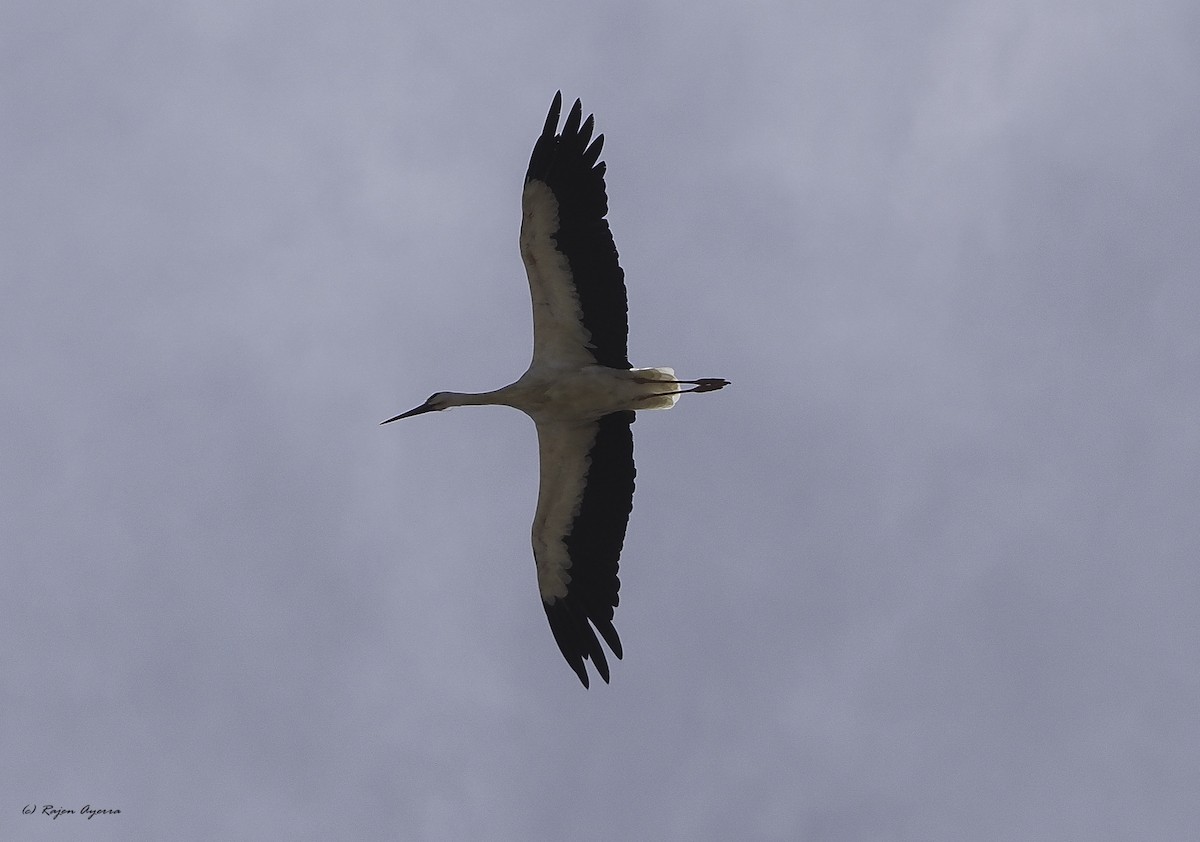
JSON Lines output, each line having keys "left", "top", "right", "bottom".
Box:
{"left": 678, "top": 378, "right": 730, "bottom": 393}
{"left": 635, "top": 377, "right": 730, "bottom": 399}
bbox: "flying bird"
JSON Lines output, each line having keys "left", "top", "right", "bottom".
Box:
{"left": 383, "top": 92, "right": 728, "bottom": 687}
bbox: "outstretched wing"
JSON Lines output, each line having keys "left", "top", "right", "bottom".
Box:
{"left": 520, "top": 92, "right": 630, "bottom": 372}
{"left": 531, "top": 411, "right": 635, "bottom": 687}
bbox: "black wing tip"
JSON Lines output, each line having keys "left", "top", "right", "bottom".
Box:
{"left": 562, "top": 97, "right": 583, "bottom": 140}
{"left": 527, "top": 92, "right": 608, "bottom": 188}
{"left": 542, "top": 91, "right": 563, "bottom": 137}
{"left": 595, "top": 618, "right": 623, "bottom": 660}
{"left": 544, "top": 598, "right": 623, "bottom": 689}
{"left": 537, "top": 92, "right": 594, "bottom": 141}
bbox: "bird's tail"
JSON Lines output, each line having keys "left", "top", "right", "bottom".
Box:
{"left": 632, "top": 367, "right": 682, "bottom": 409}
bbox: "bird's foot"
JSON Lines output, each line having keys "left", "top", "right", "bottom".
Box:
{"left": 663, "top": 378, "right": 729, "bottom": 394}
{"left": 636, "top": 377, "right": 729, "bottom": 400}
{"left": 687, "top": 378, "right": 729, "bottom": 393}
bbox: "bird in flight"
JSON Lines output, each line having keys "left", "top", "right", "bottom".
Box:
{"left": 383, "top": 92, "right": 728, "bottom": 687}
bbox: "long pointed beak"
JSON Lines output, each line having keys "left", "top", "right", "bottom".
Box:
{"left": 380, "top": 402, "right": 437, "bottom": 425}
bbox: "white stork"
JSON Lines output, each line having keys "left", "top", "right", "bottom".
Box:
{"left": 383, "top": 92, "right": 728, "bottom": 687}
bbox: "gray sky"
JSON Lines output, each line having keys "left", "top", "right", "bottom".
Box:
{"left": 3, "top": 1, "right": 1198, "bottom": 839}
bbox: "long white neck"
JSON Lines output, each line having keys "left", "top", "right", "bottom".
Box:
{"left": 441, "top": 387, "right": 519, "bottom": 409}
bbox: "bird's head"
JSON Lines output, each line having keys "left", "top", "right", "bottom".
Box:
{"left": 380, "top": 392, "right": 457, "bottom": 424}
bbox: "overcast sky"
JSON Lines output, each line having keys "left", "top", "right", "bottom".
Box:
{"left": 3, "top": 1, "right": 1198, "bottom": 840}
